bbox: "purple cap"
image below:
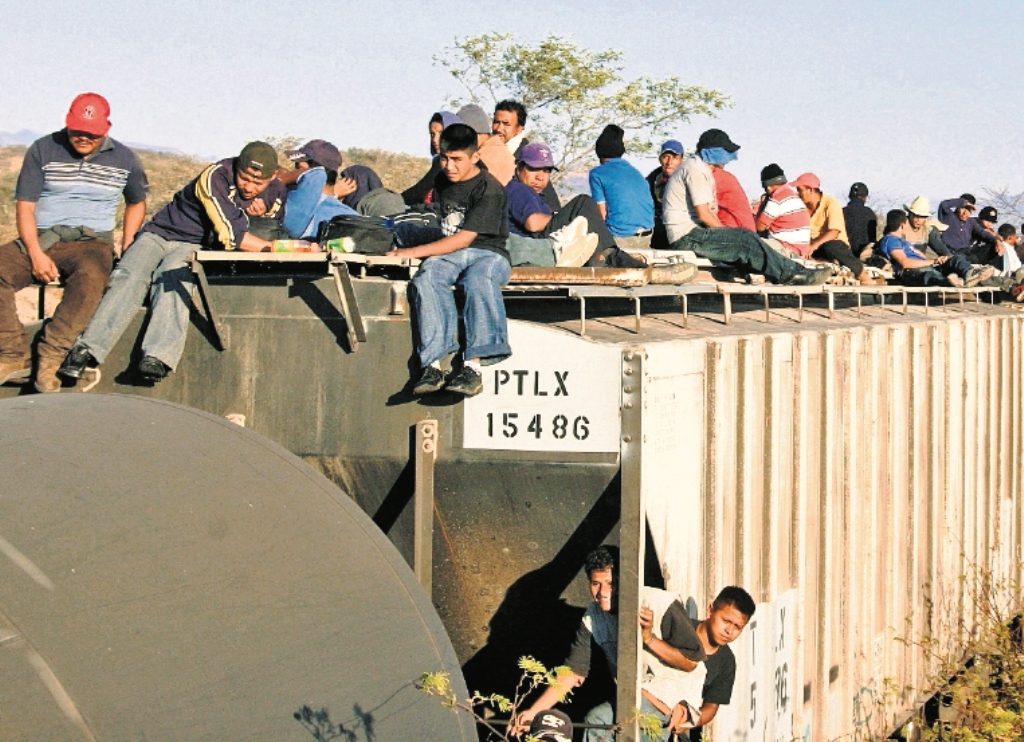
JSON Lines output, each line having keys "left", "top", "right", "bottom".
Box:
{"left": 285, "top": 139, "right": 342, "bottom": 172}
{"left": 659, "top": 139, "right": 684, "bottom": 156}
{"left": 517, "top": 142, "right": 558, "bottom": 170}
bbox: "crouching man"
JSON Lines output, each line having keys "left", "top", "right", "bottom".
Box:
{"left": 0, "top": 93, "right": 147, "bottom": 392}
{"left": 59, "top": 141, "right": 286, "bottom": 384}
{"left": 512, "top": 545, "right": 755, "bottom": 741}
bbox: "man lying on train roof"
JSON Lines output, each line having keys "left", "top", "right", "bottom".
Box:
{"left": 59, "top": 141, "right": 287, "bottom": 385}
{"left": 511, "top": 545, "right": 755, "bottom": 741}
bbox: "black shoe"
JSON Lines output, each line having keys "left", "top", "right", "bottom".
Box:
{"left": 58, "top": 345, "right": 96, "bottom": 379}
{"left": 411, "top": 366, "right": 446, "bottom": 395}
{"left": 444, "top": 365, "right": 483, "bottom": 397}
{"left": 783, "top": 267, "right": 830, "bottom": 286}
{"left": 137, "top": 356, "right": 171, "bottom": 382}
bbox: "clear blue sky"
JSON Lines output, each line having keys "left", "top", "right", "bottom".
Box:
{"left": 4, "top": 0, "right": 1022, "bottom": 212}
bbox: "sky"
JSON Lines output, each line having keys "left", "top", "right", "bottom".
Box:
{"left": 3, "top": 0, "right": 1023, "bottom": 214}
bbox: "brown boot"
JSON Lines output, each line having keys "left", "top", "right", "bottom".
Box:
{"left": 34, "top": 355, "right": 64, "bottom": 393}
{"left": 0, "top": 356, "right": 31, "bottom": 385}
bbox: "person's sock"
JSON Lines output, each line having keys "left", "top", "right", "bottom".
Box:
{"left": 464, "top": 358, "right": 481, "bottom": 372}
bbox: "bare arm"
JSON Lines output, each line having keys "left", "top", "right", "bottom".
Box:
{"left": 510, "top": 672, "right": 584, "bottom": 737}
{"left": 640, "top": 607, "right": 698, "bottom": 671}
{"left": 386, "top": 230, "right": 477, "bottom": 260}
{"left": 596, "top": 202, "right": 608, "bottom": 220}
{"left": 238, "top": 232, "right": 274, "bottom": 253}
{"left": 809, "top": 228, "right": 839, "bottom": 250}
{"left": 121, "top": 200, "right": 146, "bottom": 253}
{"left": 524, "top": 212, "right": 552, "bottom": 233}
{"left": 695, "top": 203, "right": 723, "bottom": 229}
{"left": 890, "top": 247, "right": 936, "bottom": 270}
{"left": 694, "top": 701, "right": 720, "bottom": 727}
{"left": 15, "top": 200, "right": 59, "bottom": 283}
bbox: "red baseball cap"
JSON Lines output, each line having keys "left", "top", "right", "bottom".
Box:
{"left": 66, "top": 93, "right": 111, "bottom": 136}
{"left": 791, "top": 172, "right": 820, "bottom": 190}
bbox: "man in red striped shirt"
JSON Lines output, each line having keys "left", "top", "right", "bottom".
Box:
{"left": 754, "top": 164, "right": 811, "bottom": 258}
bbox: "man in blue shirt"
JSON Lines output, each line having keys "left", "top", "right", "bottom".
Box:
{"left": 937, "top": 195, "right": 997, "bottom": 263}
{"left": 588, "top": 124, "right": 655, "bottom": 250}
{"left": 0, "top": 93, "right": 148, "bottom": 392}
{"left": 279, "top": 139, "right": 357, "bottom": 239}
{"left": 880, "top": 209, "right": 993, "bottom": 287}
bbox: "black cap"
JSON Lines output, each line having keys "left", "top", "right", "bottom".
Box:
{"left": 595, "top": 124, "right": 625, "bottom": 159}
{"left": 696, "top": 128, "right": 740, "bottom": 153}
{"left": 760, "top": 163, "right": 786, "bottom": 186}
{"left": 960, "top": 193, "right": 977, "bottom": 205}
{"left": 978, "top": 206, "right": 998, "bottom": 222}
{"left": 849, "top": 182, "right": 868, "bottom": 199}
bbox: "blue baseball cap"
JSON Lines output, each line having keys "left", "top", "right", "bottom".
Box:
{"left": 659, "top": 139, "right": 684, "bottom": 156}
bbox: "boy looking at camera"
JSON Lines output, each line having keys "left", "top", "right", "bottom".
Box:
{"left": 387, "top": 123, "right": 511, "bottom": 398}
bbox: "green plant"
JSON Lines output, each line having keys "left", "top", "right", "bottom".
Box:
{"left": 897, "top": 556, "right": 1024, "bottom": 741}
{"left": 434, "top": 33, "right": 730, "bottom": 184}
{"left": 418, "top": 656, "right": 663, "bottom": 741}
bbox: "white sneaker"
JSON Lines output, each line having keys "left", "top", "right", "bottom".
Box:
{"left": 556, "top": 233, "right": 599, "bottom": 268}
{"left": 549, "top": 216, "right": 589, "bottom": 262}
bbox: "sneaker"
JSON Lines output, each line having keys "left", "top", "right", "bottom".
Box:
{"left": 444, "top": 365, "right": 483, "bottom": 397}
{"left": 782, "top": 267, "right": 831, "bottom": 286}
{"left": 58, "top": 345, "right": 97, "bottom": 379}
{"left": 964, "top": 265, "right": 995, "bottom": 288}
{"left": 34, "top": 356, "right": 63, "bottom": 393}
{"left": 946, "top": 274, "right": 964, "bottom": 288}
{"left": 548, "top": 216, "right": 589, "bottom": 262}
{"left": 137, "top": 355, "right": 171, "bottom": 382}
{"left": 411, "top": 365, "right": 445, "bottom": 395}
{"left": 649, "top": 261, "right": 698, "bottom": 285}
{"left": 0, "top": 357, "right": 31, "bottom": 385}
{"left": 556, "top": 233, "right": 598, "bottom": 268}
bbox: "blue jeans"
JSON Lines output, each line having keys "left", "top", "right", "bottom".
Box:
{"left": 76, "top": 231, "right": 196, "bottom": 369}
{"left": 899, "top": 253, "right": 971, "bottom": 286}
{"left": 408, "top": 248, "right": 512, "bottom": 368}
{"left": 584, "top": 698, "right": 670, "bottom": 742}
{"left": 671, "top": 227, "right": 803, "bottom": 283}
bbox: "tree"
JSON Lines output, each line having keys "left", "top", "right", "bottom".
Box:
{"left": 434, "top": 33, "right": 730, "bottom": 183}
{"left": 981, "top": 186, "right": 1024, "bottom": 225}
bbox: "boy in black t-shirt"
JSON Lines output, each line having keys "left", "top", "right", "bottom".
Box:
{"left": 388, "top": 123, "right": 511, "bottom": 397}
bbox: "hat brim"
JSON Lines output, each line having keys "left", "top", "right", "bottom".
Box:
{"left": 518, "top": 160, "right": 559, "bottom": 171}
{"left": 65, "top": 118, "right": 110, "bottom": 137}
{"left": 904, "top": 205, "right": 929, "bottom": 217}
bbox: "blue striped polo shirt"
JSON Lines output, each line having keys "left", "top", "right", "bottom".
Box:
{"left": 14, "top": 130, "right": 149, "bottom": 233}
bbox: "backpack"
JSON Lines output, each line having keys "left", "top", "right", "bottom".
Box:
{"left": 315, "top": 214, "right": 395, "bottom": 255}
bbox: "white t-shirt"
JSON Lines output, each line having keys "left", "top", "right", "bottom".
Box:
{"left": 662, "top": 156, "right": 717, "bottom": 244}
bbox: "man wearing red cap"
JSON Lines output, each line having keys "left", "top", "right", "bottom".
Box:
{"left": 0, "top": 93, "right": 148, "bottom": 392}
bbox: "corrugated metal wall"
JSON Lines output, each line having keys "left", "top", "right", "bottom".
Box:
{"left": 643, "top": 312, "right": 1024, "bottom": 741}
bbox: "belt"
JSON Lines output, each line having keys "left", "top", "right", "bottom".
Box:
{"left": 633, "top": 229, "right": 653, "bottom": 237}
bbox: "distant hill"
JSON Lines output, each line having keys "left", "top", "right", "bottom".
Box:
{"left": 0, "top": 130, "right": 39, "bottom": 146}
{"left": 0, "top": 144, "right": 430, "bottom": 246}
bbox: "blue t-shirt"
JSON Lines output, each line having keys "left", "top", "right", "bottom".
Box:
{"left": 588, "top": 158, "right": 654, "bottom": 237}
{"left": 283, "top": 168, "right": 357, "bottom": 238}
{"left": 505, "top": 178, "right": 552, "bottom": 237}
{"left": 878, "top": 234, "right": 924, "bottom": 275}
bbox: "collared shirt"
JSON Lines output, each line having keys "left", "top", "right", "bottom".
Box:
{"left": 808, "top": 193, "right": 849, "bottom": 246}
{"left": 937, "top": 198, "right": 995, "bottom": 250}
{"left": 759, "top": 183, "right": 811, "bottom": 256}
{"left": 505, "top": 131, "right": 526, "bottom": 155}
{"left": 144, "top": 158, "right": 287, "bottom": 250}
{"left": 15, "top": 129, "right": 148, "bottom": 232}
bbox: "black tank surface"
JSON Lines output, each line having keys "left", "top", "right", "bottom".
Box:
{"left": 0, "top": 394, "right": 472, "bottom": 741}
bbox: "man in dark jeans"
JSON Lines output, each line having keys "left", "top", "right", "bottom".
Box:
{"left": 794, "top": 173, "right": 881, "bottom": 285}
{"left": 662, "top": 129, "right": 829, "bottom": 286}
{"left": 0, "top": 93, "right": 148, "bottom": 392}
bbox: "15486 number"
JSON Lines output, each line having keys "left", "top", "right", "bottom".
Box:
{"left": 486, "top": 413, "right": 590, "bottom": 441}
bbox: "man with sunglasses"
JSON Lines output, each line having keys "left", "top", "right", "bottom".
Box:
{"left": 0, "top": 93, "right": 148, "bottom": 392}
{"left": 60, "top": 141, "right": 286, "bottom": 385}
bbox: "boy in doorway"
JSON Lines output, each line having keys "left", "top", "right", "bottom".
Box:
{"left": 387, "top": 123, "right": 511, "bottom": 398}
